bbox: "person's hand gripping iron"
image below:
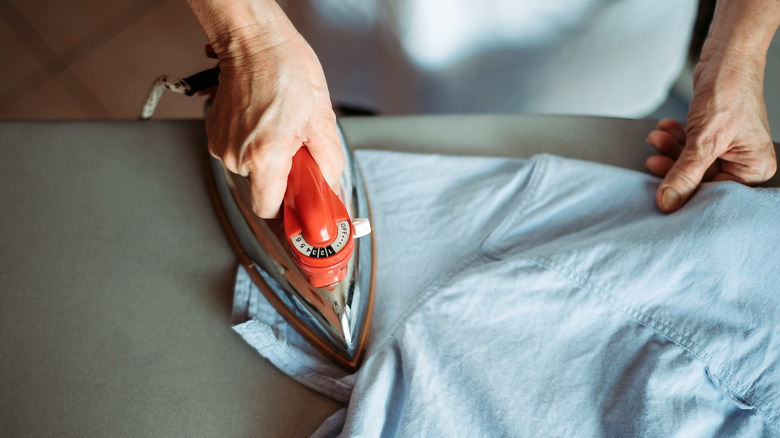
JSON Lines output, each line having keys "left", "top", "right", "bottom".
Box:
{"left": 186, "top": 0, "right": 344, "bottom": 218}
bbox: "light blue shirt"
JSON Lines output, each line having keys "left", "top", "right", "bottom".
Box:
{"left": 233, "top": 151, "right": 780, "bottom": 437}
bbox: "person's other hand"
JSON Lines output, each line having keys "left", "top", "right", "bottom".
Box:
{"left": 646, "top": 51, "right": 776, "bottom": 213}
{"left": 207, "top": 31, "right": 343, "bottom": 218}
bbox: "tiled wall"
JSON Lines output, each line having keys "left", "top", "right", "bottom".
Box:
{"left": 0, "top": 0, "right": 213, "bottom": 119}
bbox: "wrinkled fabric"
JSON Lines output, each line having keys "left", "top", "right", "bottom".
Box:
{"left": 233, "top": 151, "right": 780, "bottom": 437}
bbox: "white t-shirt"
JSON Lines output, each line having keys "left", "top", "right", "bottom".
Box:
{"left": 286, "top": 0, "right": 697, "bottom": 117}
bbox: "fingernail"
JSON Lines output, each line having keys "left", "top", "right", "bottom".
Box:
{"left": 661, "top": 187, "right": 681, "bottom": 211}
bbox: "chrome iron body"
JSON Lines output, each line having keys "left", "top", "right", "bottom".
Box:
{"left": 207, "top": 126, "right": 375, "bottom": 371}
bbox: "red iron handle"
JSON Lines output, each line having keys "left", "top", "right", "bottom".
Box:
{"left": 283, "top": 146, "right": 362, "bottom": 288}
{"left": 284, "top": 147, "right": 339, "bottom": 247}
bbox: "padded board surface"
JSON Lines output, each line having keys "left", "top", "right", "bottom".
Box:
{"left": 1, "top": 116, "right": 777, "bottom": 437}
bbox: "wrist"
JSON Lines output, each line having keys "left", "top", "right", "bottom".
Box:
{"left": 186, "top": 0, "right": 297, "bottom": 59}
{"left": 694, "top": 50, "right": 766, "bottom": 97}
{"left": 702, "top": 0, "right": 779, "bottom": 60}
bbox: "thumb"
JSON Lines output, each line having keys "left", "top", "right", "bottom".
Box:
{"left": 304, "top": 123, "right": 345, "bottom": 195}
{"left": 656, "top": 140, "right": 718, "bottom": 213}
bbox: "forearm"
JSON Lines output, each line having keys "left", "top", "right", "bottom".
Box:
{"left": 184, "top": 0, "right": 296, "bottom": 58}
{"left": 702, "top": 0, "right": 780, "bottom": 61}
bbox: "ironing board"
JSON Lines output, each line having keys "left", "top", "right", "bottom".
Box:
{"left": 1, "top": 116, "right": 778, "bottom": 437}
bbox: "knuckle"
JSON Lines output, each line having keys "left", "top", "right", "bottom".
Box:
{"left": 221, "top": 150, "right": 241, "bottom": 174}
{"left": 765, "top": 159, "right": 778, "bottom": 179}
{"left": 240, "top": 150, "right": 265, "bottom": 177}
{"left": 685, "top": 115, "right": 734, "bottom": 156}
{"left": 739, "top": 159, "right": 774, "bottom": 184}
{"left": 246, "top": 141, "right": 294, "bottom": 182}
{"left": 207, "top": 140, "right": 221, "bottom": 159}
{"left": 669, "top": 168, "right": 701, "bottom": 191}
{"left": 666, "top": 155, "right": 710, "bottom": 191}
{"left": 687, "top": 137, "right": 719, "bottom": 161}
{"left": 744, "top": 161, "right": 765, "bottom": 178}
{"left": 208, "top": 140, "right": 239, "bottom": 171}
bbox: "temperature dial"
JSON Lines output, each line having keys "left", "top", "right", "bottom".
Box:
{"left": 291, "top": 220, "right": 351, "bottom": 258}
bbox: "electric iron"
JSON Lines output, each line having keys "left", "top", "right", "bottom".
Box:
{"left": 141, "top": 67, "right": 376, "bottom": 371}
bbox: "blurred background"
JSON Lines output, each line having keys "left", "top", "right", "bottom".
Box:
{"left": 0, "top": 0, "right": 213, "bottom": 119}
{"left": 0, "top": 0, "right": 777, "bottom": 140}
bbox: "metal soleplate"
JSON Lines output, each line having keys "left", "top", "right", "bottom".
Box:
{"left": 206, "top": 126, "right": 375, "bottom": 372}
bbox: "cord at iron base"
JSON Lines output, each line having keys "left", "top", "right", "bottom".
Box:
{"left": 140, "top": 66, "right": 220, "bottom": 119}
